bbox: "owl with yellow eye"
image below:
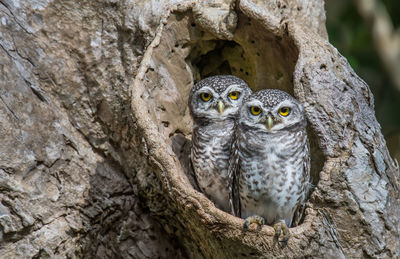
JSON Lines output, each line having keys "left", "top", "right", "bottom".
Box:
{"left": 189, "top": 75, "right": 252, "bottom": 212}
{"left": 229, "top": 89, "right": 310, "bottom": 242}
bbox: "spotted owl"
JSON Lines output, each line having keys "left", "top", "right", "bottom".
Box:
{"left": 230, "top": 89, "right": 310, "bottom": 241}
{"left": 189, "top": 75, "right": 252, "bottom": 212}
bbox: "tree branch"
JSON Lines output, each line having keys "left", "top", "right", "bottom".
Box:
{"left": 353, "top": 0, "right": 400, "bottom": 91}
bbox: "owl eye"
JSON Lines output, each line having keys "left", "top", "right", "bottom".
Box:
{"left": 250, "top": 106, "right": 262, "bottom": 115}
{"left": 279, "top": 107, "right": 290, "bottom": 116}
{"left": 200, "top": 92, "right": 212, "bottom": 102}
{"left": 228, "top": 91, "right": 240, "bottom": 100}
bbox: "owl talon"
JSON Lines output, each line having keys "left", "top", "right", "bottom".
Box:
{"left": 273, "top": 221, "right": 290, "bottom": 242}
{"left": 244, "top": 215, "right": 265, "bottom": 229}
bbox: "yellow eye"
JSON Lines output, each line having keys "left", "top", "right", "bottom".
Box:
{"left": 200, "top": 92, "right": 212, "bottom": 102}
{"left": 229, "top": 91, "right": 240, "bottom": 100}
{"left": 250, "top": 106, "right": 262, "bottom": 115}
{"left": 279, "top": 107, "right": 290, "bottom": 116}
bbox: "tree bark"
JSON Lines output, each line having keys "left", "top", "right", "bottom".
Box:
{"left": 0, "top": 0, "right": 399, "bottom": 258}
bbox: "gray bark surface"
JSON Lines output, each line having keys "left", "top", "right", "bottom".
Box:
{"left": 0, "top": 0, "right": 398, "bottom": 258}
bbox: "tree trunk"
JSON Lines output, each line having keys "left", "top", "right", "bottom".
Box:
{"left": 0, "top": 0, "right": 399, "bottom": 258}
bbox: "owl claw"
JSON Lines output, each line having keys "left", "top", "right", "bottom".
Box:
{"left": 273, "top": 221, "right": 290, "bottom": 243}
{"left": 244, "top": 215, "right": 265, "bottom": 229}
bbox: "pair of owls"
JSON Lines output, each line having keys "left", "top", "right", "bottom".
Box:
{"left": 189, "top": 75, "right": 310, "bottom": 241}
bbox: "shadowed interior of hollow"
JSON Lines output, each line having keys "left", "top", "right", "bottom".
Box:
{"left": 189, "top": 40, "right": 255, "bottom": 87}
{"left": 188, "top": 14, "right": 299, "bottom": 94}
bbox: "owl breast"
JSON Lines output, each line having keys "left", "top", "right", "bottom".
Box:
{"left": 191, "top": 121, "right": 235, "bottom": 212}
{"left": 238, "top": 128, "right": 309, "bottom": 226}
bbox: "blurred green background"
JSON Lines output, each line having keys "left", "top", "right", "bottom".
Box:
{"left": 325, "top": 0, "right": 400, "bottom": 162}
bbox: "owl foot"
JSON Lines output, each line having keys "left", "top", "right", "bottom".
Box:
{"left": 273, "top": 221, "right": 290, "bottom": 243}
{"left": 244, "top": 215, "right": 265, "bottom": 229}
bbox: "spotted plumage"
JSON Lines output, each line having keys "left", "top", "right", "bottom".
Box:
{"left": 229, "top": 89, "right": 310, "bottom": 241}
{"left": 189, "top": 75, "right": 252, "bottom": 212}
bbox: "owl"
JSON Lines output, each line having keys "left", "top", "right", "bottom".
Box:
{"left": 230, "top": 89, "right": 310, "bottom": 242}
{"left": 189, "top": 75, "right": 252, "bottom": 212}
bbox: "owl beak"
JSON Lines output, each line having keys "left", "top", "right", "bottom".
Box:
{"left": 267, "top": 116, "right": 273, "bottom": 131}
{"left": 218, "top": 101, "right": 225, "bottom": 115}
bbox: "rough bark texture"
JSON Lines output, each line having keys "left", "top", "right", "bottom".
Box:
{"left": 0, "top": 0, "right": 399, "bottom": 258}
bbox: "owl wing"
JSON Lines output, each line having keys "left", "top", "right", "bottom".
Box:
{"left": 171, "top": 133, "right": 201, "bottom": 191}
{"left": 303, "top": 137, "right": 311, "bottom": 195}
{"left": 228, "top": 123, "right": 241, "bottom": 217}
{"left": 292, "top": 135, "right": 311, "bottom": 226}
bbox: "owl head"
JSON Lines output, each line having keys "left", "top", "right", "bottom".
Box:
{"left": 189, "top": 75, "right": 252, "bottom": 122}
{"left": 239, "top": 89, "right": 306, "bottom": 133}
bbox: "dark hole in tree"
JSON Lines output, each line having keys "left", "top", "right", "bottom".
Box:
{"left": 187, "top": 40, "right": 254, "bottom": 87}
{"left": 168, "top": 13, "right": 325, "bottom": 228}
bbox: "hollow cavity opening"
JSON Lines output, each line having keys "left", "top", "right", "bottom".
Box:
{"left": 148, "top": 11, "right": 325, "bottom": 227}
{"left": 188, "top": 40, "right": 255, "bottom": 87}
